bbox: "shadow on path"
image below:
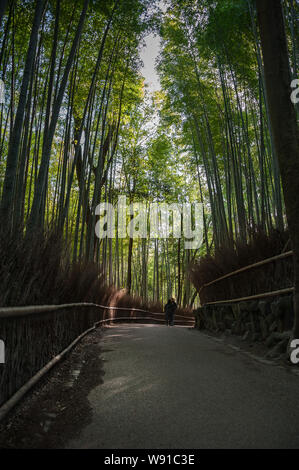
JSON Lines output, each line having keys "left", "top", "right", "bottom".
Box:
{"left": 0, "top": 328, "right": 105, "bottom": 449}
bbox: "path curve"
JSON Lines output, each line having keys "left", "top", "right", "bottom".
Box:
{"left": 67, "top": 324, "right": 299, "bottom": 449}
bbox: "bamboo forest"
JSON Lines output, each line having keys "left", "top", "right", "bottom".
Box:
{"left": 0, "top": 0, "right": 298, "bottom": 315}
{"left": 1, "top": 0, "right": 299, "bottom": 451}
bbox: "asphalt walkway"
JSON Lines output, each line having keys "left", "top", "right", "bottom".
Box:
{"left": 65, "top": 324, "right": 299, "bottom": 449}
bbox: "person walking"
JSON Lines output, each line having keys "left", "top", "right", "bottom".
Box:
{"left": 164, "top": 298, "right": 177, "bottom": 326}
{"left": 164, "top": 299, "right": 171, "bottom": 326}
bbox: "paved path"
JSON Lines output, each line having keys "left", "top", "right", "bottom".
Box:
{"left": 65, "top": 324, "right": 299, "bottom": 449}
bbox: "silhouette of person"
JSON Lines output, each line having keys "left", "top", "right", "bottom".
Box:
{"left": 164, "top": 298, "right": 177, "bottom": 326}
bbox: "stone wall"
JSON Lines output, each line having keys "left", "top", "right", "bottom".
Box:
{"left": 194, "top": 295, "right": 293, "bottom": 357}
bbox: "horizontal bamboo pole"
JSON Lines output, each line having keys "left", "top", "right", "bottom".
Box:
{"left": 0, "top": 324, "right": 96, "bottom": 422}
{"left": 203, "top": 286, "right": 294, "bottom": 306}
{"left": 99, "top": 316, "right": 194, "bottom": 323}
{"left": 0, "top": 303, "right": 193, "bottom": 321}
{"left": 199, "top": 250, "right": 293, "bottom": 293}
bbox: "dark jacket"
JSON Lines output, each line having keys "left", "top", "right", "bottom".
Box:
{"left": 165, "top": 301, "right": 177, "bottom": 315}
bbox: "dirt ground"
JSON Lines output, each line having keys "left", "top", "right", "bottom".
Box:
{"left": 0, "top": 326, "right": 105, "bottom": 449}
